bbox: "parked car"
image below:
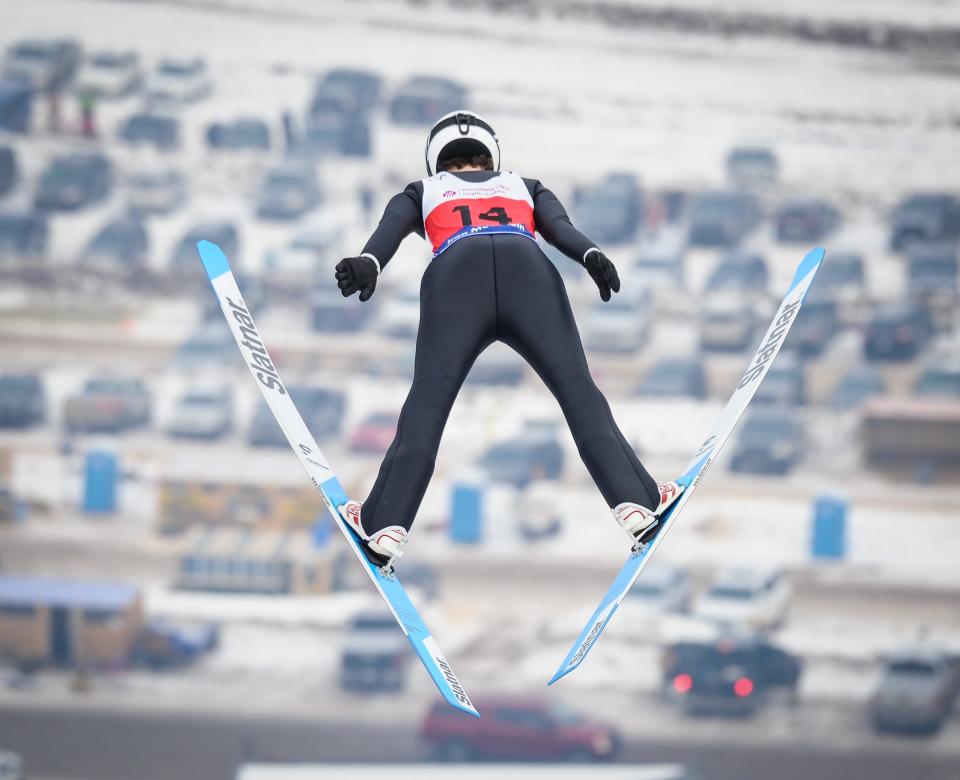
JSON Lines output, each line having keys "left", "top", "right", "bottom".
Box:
{"left": 890, "top": 193, "right": 960, "bottom": 251}
{"left": 478, "top": 436, "right": 564, "bottom": 487}
{"left": 0, "top": 212, "right": 47, "bottom": 258}
{"left": 636, "top": 357, "right": 707, "bottom": 399}
{"left": 74, "top": 50, "right": 141, "bottom": 97}
{"left": 256, "top": 165, "right": 321, "bottom": 220}
{"left": 775, "top": 197, "right": 840, "bottom": 243}
{"left": 465, "top": 346, "right": 527, "bottom": 386}
{"left": 249, "top": 386, "right": 345, "bottom": 446}
{"left": 168, "top": 384, "right": 233, "bottom": 439}
{"left": 296, "top": 110, "right": 371, "bottom": 158}
{"left": 729, "top": 407, "right": 803, "bottom": 474}
{"left": 118, "top": 112, "right": 179, "bottom": 150}
{"left": 585, "top": 286, "right": 653, "bottom": 353}
{"left": 146, "top": 57, "right": 211, "bottom": 103}
{"left": 707, "top": 252, "right": 769, "bottom": 294}
{"left": 907, "top": 242, "right": 958, "bottom": 301}
{"left": 627, "top": 565, "right": 693, "bottom": 613}
{"left": 688, "top": 190, "right": 760, "bottom": 247}
{"left": 206, "top": 117, "right": 270, "bottom": 150}
{"left": 699, "top": 295, "right": 756, "bottom": 352}
{"left": 127, "top": 167, "right": 185, "bottom": 215}
{"left": 863, "top": 303, "right": 933, "bottom": 361}
{"left": 785, "top": 299, "right": 839, "bottom": 357}
{"left": 2, "top": 38, "right": 81, "bottom": 92}
{"left": 34, "top": 152, "right": 112, "bottom": 211}
{"left": 575, "top": 173, "right": 643, "bottom": 245}
{"left": 81, "top": 217, "right": 148, "bottom": 269}
{"left": 350, "top": 411, "right": 399, "bottom": 453}
{"left": 725, "top": 146, "right": 778, "bottom": 190}
{"left": 753, "top": 352, "right": 806, "bottom": 406}
{"left": 870, "top": 647, "right": 960, "bottom": 734}
{"left": 134, "top": 619, "right": 219, "bottom": 669}
{"left": 693, "top": 569, "right": 791, "bottom": 630}
{"left": 914, "top": 357, "right": 960, "bottom": 398}
{"left": 378, "top": 286, "right": 421, "bottom": 339}
{"left": 421, "top": 696, "right": 620, "bottom": 761}
{"left": 0, "top": 145, "right": 17, "bottom": 198}
{"left": 631, "top": 245, "right": 685, "bottom": 291}
{"left": 170, "top": 221, "right": 239, "bottom": 273}
{"left": 340, "top": 609, "right": 408, "bottom": 692}
{"left": 806, "top": 251, "right": 865, "bottom": 305}
{"left": 0, "top": 373, "right": 45, "bottom": 427}
{"left": 263, "top": 224, "right": 343, "bottom": 281}
{"left": 830, "top": 366, "right": 887, "bottom": 409}
{"left": 310, "top": 286, "right": 372, "bottom": 333}
{"left": 173, "top": 321, "right": 238, "bottom": 368}
{"left": 389, "top": 75, "right": 466, "bottom": 125}
{"left": 311, "top": 68, "right": 382, "bottom": 115}
{"left": 663, "top": 633, "right": 800, "bottom": 716}
{"left": 63, "top": 376, "right": 151, "bottom": 433}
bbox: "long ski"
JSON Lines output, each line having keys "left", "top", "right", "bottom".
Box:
{"left": 548, "top": 247, "right": 826, "bottom": 685}
{"left": 196, "top": 240, "right": 480, "bottom": 717}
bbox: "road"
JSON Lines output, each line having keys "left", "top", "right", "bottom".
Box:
{"left": 1, "top": 705, "right": 958, "bottom": 780}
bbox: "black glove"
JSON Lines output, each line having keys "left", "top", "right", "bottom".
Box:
{"left": 584, "top": 249, "right": 621, "bottom": 302}
{"left": 335, "top": 255, "right": 378, "bottom": 302}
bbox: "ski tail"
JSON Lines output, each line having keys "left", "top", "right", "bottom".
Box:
{"left": 548, "top": 246, "right": 826, "bottom": 685}
{"left": 196, "top": 240, "right": 479, "bottom": 718}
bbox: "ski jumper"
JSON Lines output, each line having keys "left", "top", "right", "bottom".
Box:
{"left": 358, "top": 170, "right": 659, "bottom": 534}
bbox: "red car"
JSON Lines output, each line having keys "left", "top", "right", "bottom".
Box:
{"left": 420, "top": 696, "right": 620, "bottom": 762}
{"left": 350, "top": 411, "right": 399, "bottom": 453}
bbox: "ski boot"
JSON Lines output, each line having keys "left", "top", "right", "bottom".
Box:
{"left": 612, "top": 481, "right": 684, "bottom": 548}
{"left": 338, "top": 499, "right": 409, "bottom": 571}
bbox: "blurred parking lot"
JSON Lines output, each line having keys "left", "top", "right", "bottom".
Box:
{"left": 0, "top": 1, "right": 959, "bottom": 779}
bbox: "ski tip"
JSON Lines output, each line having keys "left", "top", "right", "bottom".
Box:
{"left": 196, "top": 240, "right": 231, "bottom": 281}
{"left": 787, "top": 246, "right": 826, "bottom": 293}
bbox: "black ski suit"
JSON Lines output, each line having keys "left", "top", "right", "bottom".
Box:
{"left": 355, "top": 170, "right": 658, "bottom": 534}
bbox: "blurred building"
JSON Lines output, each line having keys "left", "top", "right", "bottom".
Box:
{"left": 0, "top": 576, "right": 142, "bottom": 667}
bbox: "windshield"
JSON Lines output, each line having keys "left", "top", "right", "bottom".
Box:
{"left": 901, "top": 195, "right": 949, "bottom": 213}
{"left": 916, "top": 371, "right": 960, "bottom": 396}
{"left": 85, "top": 379, "right": 134, "bottom": 394}
{"left": 889, "top": 661, "right": 939, "bottom": 677}
{"left": 43, "top": 159, "right": 90, "bottom": 185}
{"left": 708, "top": 585, "right": 755, "bottom": 600}
{"left": 159, "top": 61, "right": 198, "bottom": 76}
{"left": 911, "top": 257, "right": 957, "bottom": 277}
{"left": 267, "top": 172, "right": 307, "bottom": 188}
{"left": 550, "top": 704, "right": 583, "bottom": 724}
{"left": 125, "top": 116, "right": 172, "bottom": 137}
{"left": 366, "top": 414, "right": 396, "bottom": 427}
{"left": 12, "top": 44, "right": 54, "bottom": 62}
{"left": 94, "top": 223, "right": 141, "bottom": 248}
{"left": 0, "top": 216, "right": 31, "bottom": 241}
{"left": 91, "top": 53, "right": 129, "bottom": 68}
{"left": 742, "top": 416, "right": 794, "bottom": 442}
{"left": 183, "top": 393, "right": 223, "bottom": 406}
{"left": 0, "top": 376, "right": 36, "bottom": 392}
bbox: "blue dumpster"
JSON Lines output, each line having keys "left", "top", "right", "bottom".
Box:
{"left": 811, "top": 493, "right": 847, "bottom": 560}
{"left": 450, "top": 479, "right": 483, "bottom": 545}
{"left": 83, "top": 449, "right": 118, "bottom": 514}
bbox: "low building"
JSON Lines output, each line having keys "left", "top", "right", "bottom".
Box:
{"left": 0, "top": 576, "right": 142, "bottom": 667}
{"left": 176, "top": 527, "right": 332, "bottom": 595}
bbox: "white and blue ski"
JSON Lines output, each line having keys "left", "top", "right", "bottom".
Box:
{"left": 548, "top": 247, "right": 826, "bottom": 685}
{"left": 196, "top": 240, "right": 479, "bottom": 718}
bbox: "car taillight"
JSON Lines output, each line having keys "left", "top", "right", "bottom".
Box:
{"left": 673, "top": 673, "right": 693, "bottom": 694}
{"left": 734, "top": 677, "right": 754, "bottom": 697}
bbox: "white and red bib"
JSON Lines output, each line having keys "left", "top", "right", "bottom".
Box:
{"left": 421, "top": 171, "right": 536, "bottom": 257}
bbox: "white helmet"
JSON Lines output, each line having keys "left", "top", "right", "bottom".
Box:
{"left": 425, "top": 110, "right": 500, "bottom": 176}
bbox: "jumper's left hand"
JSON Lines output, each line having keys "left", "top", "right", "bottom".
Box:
{"left": 584, "top": 249, "right": 621, "bottom": 302}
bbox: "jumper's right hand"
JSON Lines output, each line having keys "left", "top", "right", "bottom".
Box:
{"left": 335, "top": 255, "right": 378, "bottom": 302}
{"left": 584, "top": 249, "right": 621, "bottom": 302}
